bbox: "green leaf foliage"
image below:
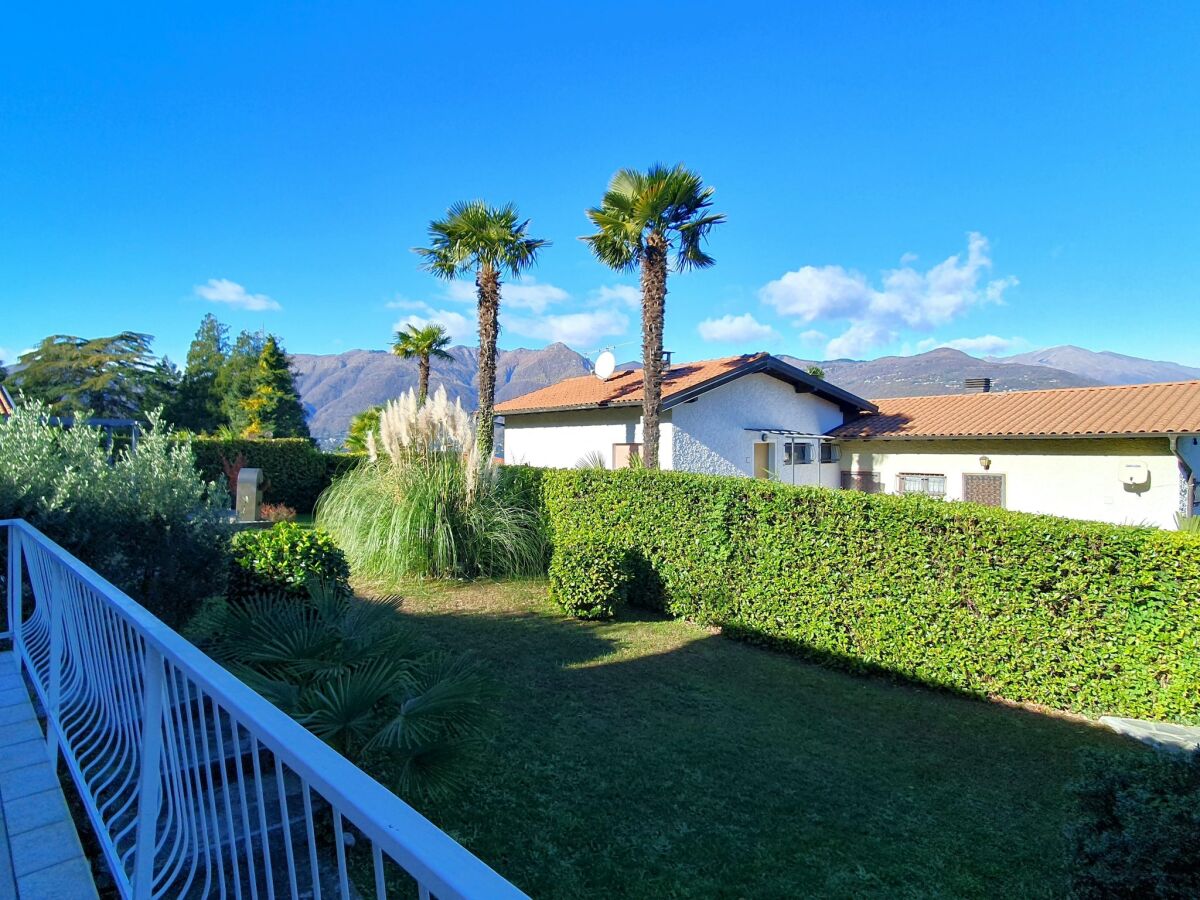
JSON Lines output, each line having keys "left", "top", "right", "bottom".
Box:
{"left": 0, "top": 401, "right": 231, "bottom": 627}
{"left": 548, "top": 541, "right": 630, "bottom": 620}
{"left": 192, "top": 581, "right": 493, "bottom": 800}
{"left": 520, "top": 466, "right": 1200, "bottom": 722}
{"left": 230, "top": 522, "right": 350, "bottom": 600}
{"left": 1066, "top": 749, "right": 1200, "bottom": 896}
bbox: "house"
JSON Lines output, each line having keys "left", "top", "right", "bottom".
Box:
{"left": 497, "top": 353, "right": 876, "bottom": 484}
{"left": 497, "top": 353, "right": 1200, "bottom": 528}
{"left": 830, "top": 380, "right": 1200, "bottom": 528}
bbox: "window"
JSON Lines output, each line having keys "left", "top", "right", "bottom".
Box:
{"left": 783, "top": 441, "right": 811, "bottom": 465}
{"left": 820, "top": 443, "right": 840, "bottom": 463}
{"left": 841, "top": 471, "right": 882, "bottom": 493}
{"left": 612, "top": 443, "right": 642, "bottom": 469}
{"left": 897, "top": 473, "right": 946, "bottom": 497}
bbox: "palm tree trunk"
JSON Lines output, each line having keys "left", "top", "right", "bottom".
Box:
{"left": 640, "top": 231, "right": 669, "bottom": 469}
{"left": 417, "top": 355, "right": 430, "bottom": 406}
{"left": 476, "top": 263, "right": 500, "bottom": 459}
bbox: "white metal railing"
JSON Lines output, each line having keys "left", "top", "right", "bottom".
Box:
{"left": 1, "top": 519, "right": 527, "bottom": 900}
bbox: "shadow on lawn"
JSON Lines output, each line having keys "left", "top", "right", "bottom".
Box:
{"left": 395, "top": 588, "right": 1143, "bottom": 898}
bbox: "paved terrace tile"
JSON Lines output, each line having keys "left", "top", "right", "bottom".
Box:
{"left": 0, "top": 652, "right": 97, "bottom": 899}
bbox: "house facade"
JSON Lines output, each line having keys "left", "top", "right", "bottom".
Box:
{"left": 830, "top": 381, "right": 1200, "bottom": 529}
{"left": 498, "top": 354, "right": 874, "bottom": 484}
{"left": 497, "top": 355, "right": 1200, "bottom": 529}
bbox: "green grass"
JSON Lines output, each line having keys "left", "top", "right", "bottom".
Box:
{"left": 377, "top": 579, "right": 1145, "bottom": 899}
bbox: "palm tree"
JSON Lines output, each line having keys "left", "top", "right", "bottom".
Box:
{"left": 415, "top": 202, "right": 548, "bottom": 458}
{"left": 392, "top": 323, "right": 453, "bottom": 405}
{"left": 582, "top": 165, "right": 724, "bottom": 468}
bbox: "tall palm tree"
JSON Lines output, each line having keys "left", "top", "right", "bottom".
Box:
{"left": 415, "top": 202, "right": 548, "bottom": 458}
{"left": 582, "top": 165, "right": 724, "bottom": 468}
{"left": 392, "top": 322, "right": 453, "bottom": 405}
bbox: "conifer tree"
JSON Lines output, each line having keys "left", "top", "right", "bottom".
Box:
{"left": 239, "top": 335, "right": 311, "bottom": 439}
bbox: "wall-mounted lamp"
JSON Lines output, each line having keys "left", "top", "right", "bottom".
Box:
{"left": 761, "top": 433, "right": 768, "bottom": 442}
{"left": 979, "top": 455, "right": 992, "bottom": 470}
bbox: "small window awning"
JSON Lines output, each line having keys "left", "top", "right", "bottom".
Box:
{"left": 743, "top": 428, "right": 836, "bottom": 440}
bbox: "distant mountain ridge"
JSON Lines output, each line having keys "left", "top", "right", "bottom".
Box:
{"left": 987, "top": 345, "right": 1200, "bottom": 385}
{"left": 780, "top": 348, "right": 1103, "bottom": 398}
{"left": 292, "top": 343, "right": 591, "bottom": 446}
{"left": 293, "top": 342, "right": 1200, "bottom": 446}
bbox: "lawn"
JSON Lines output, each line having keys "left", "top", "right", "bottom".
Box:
{"left": 375, "top": 579, "right": 1143, "bottom": 899}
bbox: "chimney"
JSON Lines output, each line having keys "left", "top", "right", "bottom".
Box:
{"left": 964, "top": 377, "right": 992, "bottom": 393}
{"left": 661, "top": 350, "right": 673, "bottom": 368}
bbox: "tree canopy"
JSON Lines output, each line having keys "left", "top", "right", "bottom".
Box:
{"left": 10, "top": 331, "right": 162, "bottom": 418}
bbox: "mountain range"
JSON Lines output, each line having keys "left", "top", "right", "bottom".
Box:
{"left": 292, "top": 343, "right": 1200, "bottom": 447}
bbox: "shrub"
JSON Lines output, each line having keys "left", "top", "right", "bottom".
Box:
{"left": 1066, "top": 749, "right": 1200, "bottom": 897}
{"left": 548, "top": 541, "right": 629, "bottom": 620}
{"left": 192, "top": 581, "right": 492, "bottom": 799}
{"left": 316, "top": 390, "right": 544, "bottom": 582}
{"left": 260, "top": 502, "right": 297, "bottom": 522}
{"left": 0, "top": 402, "right": 230, "bottom": 628}
{"left": 229, "top": 522, "right": 349, "bottom": 600}
{"left": 529, "top": 467, "right": 1200, "bottom": 721}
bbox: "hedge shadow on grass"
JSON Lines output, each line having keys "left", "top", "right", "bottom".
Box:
{"left": 395, "top": 587, "right": 1146, "bottom": 899}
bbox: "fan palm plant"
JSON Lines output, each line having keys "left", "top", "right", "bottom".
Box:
{"left": 196, "top": 581, "right": 493, "bottom": 799}
{"left": 392, "top": 323, "right": 453, "bottom": 405}
{"left": 582, "top": 165, "right": 725, "bottom": 468}
{"left": 415, "top": 202, "right": 549, "bottom": 458}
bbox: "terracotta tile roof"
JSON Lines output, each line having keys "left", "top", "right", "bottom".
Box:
{"left": 828, "top": 380, "right": 1200, "bottom": 439}
{"left": 496, "top": 353, "right": 875, "bottom": 415}
{"left": 0, "top": 385, "right": 12, "bottom": 417}
{"left": 496, "top": 354, "right": 757, "bottom": 414}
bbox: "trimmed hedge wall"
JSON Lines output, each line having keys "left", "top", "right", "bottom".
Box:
{"left": 190, "top": 438, "right": 361, "bottom": 513}
{"left": 521, "top": 466, "right": 1200, "bottom": 722}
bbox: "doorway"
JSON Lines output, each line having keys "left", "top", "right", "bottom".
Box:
{"left": 753, "top": 442, "right": 775, "bottom": 479}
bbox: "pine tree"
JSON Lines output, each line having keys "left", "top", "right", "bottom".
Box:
{"left": 10, "top": 332, "right": 159, "bottom": 417}
{"left": 170, "top": 314, "right": 229, "bottom": 432}
{"left": 220, "top": 330, "right": 266, "bottom": 433}
{"left": 239, "top": 335, "right": 311, "bottom": 439}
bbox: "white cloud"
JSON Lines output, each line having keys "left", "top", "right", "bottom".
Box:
{"left": 441, "top": 276, "right": 570, "bottom": 314}
{"left": 798, "top": 329, "right": 828, "bottom": 344}
{"left": 697, "top": 313, "right": 778, "bottom": 343}
{"left": 592, "top": 284, "right": 641, "bottom": 309}
{"left": 759, "top": 233, "right": 1017, "bottom": 359}
{"left": 194, "top": 278, "right": 281, "bottom": 311}
{"left": 916, "top": 335, "right": 1029, "bottom": 356}
{"left": 506, "top": 309, "right": 629, "bottom": 348}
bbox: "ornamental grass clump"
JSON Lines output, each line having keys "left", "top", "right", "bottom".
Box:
{"left": 315, "top": 387, "right": 543, "bottom": 580}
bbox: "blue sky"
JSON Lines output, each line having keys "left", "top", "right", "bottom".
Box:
{"left": 2, "top": 2, "right": 1197, "bottom": 368}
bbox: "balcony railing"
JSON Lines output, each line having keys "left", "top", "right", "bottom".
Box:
{"left": 1, "top": 518, "right": 526, "bottom": 900}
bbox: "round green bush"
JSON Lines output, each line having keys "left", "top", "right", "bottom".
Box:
{"left": 230, "top": 522, "right": 350, "bottom": 600}
{"left": 548, "top": 541, "right": 630, "bottom": 620}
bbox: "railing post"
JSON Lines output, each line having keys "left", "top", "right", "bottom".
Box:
{"left": 46, "top": 556, "right": 63, "bottom": 763}
{"left": 5, "top": 526, "right": 21, "bottom": 652}
{"left": 133, "top": 644, "right": 166, "bottom": 900}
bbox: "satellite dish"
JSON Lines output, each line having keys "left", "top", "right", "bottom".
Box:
{"left": 594, "top": 350, "right": 616, "bottom": 381}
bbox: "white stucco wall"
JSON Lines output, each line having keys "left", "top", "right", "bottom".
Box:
{"left": 670, "top": 372, "right": 847, "bottom": 482}
{"left": 838, "top": 437, "right": 1187, "bottom": 528}
{"left": 502, "top": 408, "right": 676, "bottom": 469}
{"left": 503, "top": 371, "right": 851, "bottom": 478}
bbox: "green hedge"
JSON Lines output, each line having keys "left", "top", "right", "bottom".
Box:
{"left": 189, "top": 438, "right": 361, "bottom": 512}
{"left": 548, "top": 540, "right": 630, "bottom": 620}
{"left": 524, "top": 466, "right": 1200, "bottom": 722}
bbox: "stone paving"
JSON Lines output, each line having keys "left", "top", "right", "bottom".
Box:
{"left": 1100, "top": 715, "right": 1200, "bottom": 754}
{"left": 0, "top": 651, "right": 97, "bottom": 899}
